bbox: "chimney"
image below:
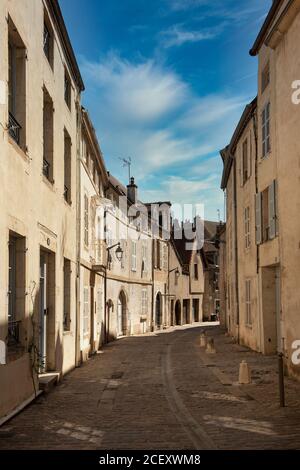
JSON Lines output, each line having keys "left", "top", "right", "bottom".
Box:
{"left": 127, "top": 176, "right": 138, "bottom": 205}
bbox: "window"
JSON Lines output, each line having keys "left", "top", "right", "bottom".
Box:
{"left": 43, "top": 87, "right": 54, "bottom": 181}
{"left": 63, "top": 258, "right": 71, "bottom": 331}
{"left": 83, "top": 287, "right": 89, "bottom": 335}
{"left": 255, "top": 180, "right": 278, "bottom": 244}
{"left": 141, "top": 289, "right": 148, "bottom": 316}
{"left": 8, "top": 16, "right": 26, "bottom": 149}
{"left": 262, "top": 102, "right": 270, "bottom": 158}
{"left": 64, "top": 69, "right": 71, "bottom": 109}
{"left": 194, "top": 263, "right": 198, "bottom": 280}
{"left": 242, "top": 138, "right": 250, "bottom": 184}
{"left": 64, "top": 129, "right": 72, "bottom": 203}
{"left": 245, "top": 280, "right": 251, "bottom": 325}
{"left": 8, "top": 233, "right": 26, "bottom": 349}
{"left": 163, "top": 244, "right": 168, "bottom": 271}
{"left": 244, "top": 206, "right": 250, "bottom": 249}
{"left": 156, "top": 240, "right": 161, "bottom": 269}
{"left": 131, "top": 240, "right": 137, "bottom": 271}
{"left": 84, "top": 193, "right": 89, "bottom": 247}
{"left": 261, "top": 62, "right": 270, "bottom": 93}
{"left": 43, "top": 13, "right": 54, "bottom": 68}
{"left": 142, "top": 242, "right": 147, "bottom": 272}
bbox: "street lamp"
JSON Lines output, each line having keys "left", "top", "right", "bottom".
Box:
{"left": 115, "top": 244, "right": 123, "bottom": 262}
{"left": 106, "top": 242, "right": 123, "bottom": 263}
{"left": 169, "top": 267, "right": 180, "bottom": 278}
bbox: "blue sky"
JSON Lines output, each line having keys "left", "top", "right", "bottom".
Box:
{"left": 60, "top": 0, "right": 271, "bottom": 221}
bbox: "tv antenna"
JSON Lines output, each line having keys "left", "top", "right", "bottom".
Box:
{"left": 119, "top": 157, "right": 132, "bottom": 183}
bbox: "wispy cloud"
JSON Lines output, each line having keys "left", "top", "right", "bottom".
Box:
{"left": 81, "top": 53, "right": 249, "bottom": 219}
{"left": 160, "top": 24, "right": 221, "bottom": 48}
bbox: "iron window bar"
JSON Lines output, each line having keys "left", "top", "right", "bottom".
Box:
{"left": 64, "top": 185, "right": 69, "bottom": 201}
{"left": 8, "top": 112, "right": 22, "bottom": 145}
{"left": 43, "top": 158, "right": 50, "bottom": 179}
{"left": 7, "top": 319, "right": 21, "bottom": 346}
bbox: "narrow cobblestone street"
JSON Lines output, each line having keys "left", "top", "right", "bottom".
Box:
{"left": 0, "top": 325, "right": 300, "bottom": 450}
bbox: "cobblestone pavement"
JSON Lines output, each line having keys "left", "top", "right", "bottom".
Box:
{"left": 0, "top": 324, "right": 300, "bottom": 450}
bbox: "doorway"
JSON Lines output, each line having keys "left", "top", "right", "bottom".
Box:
{"left": 175, "top": 300, "right": 181, "bottom": 325}
{"left": 117, "top": 291, "right": 127, "bottom": 337}
{"left": 193, "top": 299, "right": 200, "bottom": 322}
{"left": 261, "top": 266, "right": 281, "bottom": 354}
{"left": 39, "top": 249, "right": 55, "bottom": 372}
{"left": 155, "top": 292, "right": 162, "bottom": 328}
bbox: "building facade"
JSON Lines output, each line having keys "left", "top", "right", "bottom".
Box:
{"left": 169, "top": 222, "right": 206, "bottom": 326}
{"left": 221, "top": 0, "right": 300, "bottom": 379}
{"left": 0, "top": 0, "right": 84, "bottom": 420}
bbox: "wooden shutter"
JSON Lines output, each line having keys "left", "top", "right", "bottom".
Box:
{"left": 268, "top": 180, "right": 276, "bottom": 240}
{"left": 255, "top": 193, "right": 262, "bottom": 245}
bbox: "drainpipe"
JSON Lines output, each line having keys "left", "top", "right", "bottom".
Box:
{"left": 75, "top": 104, "right": 82, "bottom": 367}
{"left": 233, "top": 156, "right": 240, "bottom": 343}
{"left": 151, "top": 238, "right": 154, "bottom": 332}
{"left": 252, "top": 110, "right": 259, "bottom": 274}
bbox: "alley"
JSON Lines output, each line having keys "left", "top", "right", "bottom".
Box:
{"left": 0, "top": 325, "right": 300, "bottom": 450}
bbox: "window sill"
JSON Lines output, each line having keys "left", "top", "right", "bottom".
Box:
{"left": 63, "top": 330, "right": 72, "bottom": 336}
{"left": 42, "top": 175, "right": 55, "bottom": 189}
{"left": 8, "top": 136, "right": 29, "bottom": 163}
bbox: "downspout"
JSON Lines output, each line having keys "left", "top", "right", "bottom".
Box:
{"left": 75, "top": 103, "right": 82, "bottom": 367}
{"left": 253, "top": 110, "right": 259, "bottom": 274}
{"left": 233, "top": 156, "right": 240, "bottom": 343}
{"left": 151, "top": 238, "right": 154, "bottom": 332}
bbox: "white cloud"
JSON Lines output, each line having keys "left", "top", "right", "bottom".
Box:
{"left": 160, "top": 25, "right": 220, "bottom": 48}
{"left": 81, "top": 53, "right": 187, "bottom": 124}
{"left": 81, "top": 54, "right": 248, "bottom": 220}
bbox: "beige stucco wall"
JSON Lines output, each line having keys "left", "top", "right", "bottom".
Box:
{"left": 0, "top": 0, "right": 80, "bottom": 418}
{"left": 271, "top": 7, "right": 300, "bottom": 378}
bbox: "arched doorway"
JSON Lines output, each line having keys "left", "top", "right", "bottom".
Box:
{"left": 175, "top": 300, "right": 181, "bottom": 326}
{"left": 117, "top": 291, "right": 127, "bottom": 337}
{"left": 155, "top": 292, "right": 162, "bottom": 328}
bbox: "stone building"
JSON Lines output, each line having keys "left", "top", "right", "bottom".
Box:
{"left": 216, "top": 223, "right": 226, "bottom": 328}
{"left": 104, "top": 175, "right": 154, "bottom": 339}
{"left": 78, "top": 108, "right": 108, "bottom": 362}
{"left": 202, "top": 221, "right": 220, "bottom": 322}
{"left": 0, "top": 0, "right": 84, "bottom": 420}
{"left": 221, "top": 0, "right": 300, "bottom": 379}
{"left": 169, "top": 221, "right": 206, "bottom": 326}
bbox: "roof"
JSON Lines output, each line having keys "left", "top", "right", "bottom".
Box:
{"left": 249, "top": 0, "right": 284, "bottom": 56}
{"left": 82, "top": 109, "right": 108, "bottom": 185}
{"left": 220, "top": 97, "right": 257, "bottom": 190}
{"left": 107, "top": 173, "right": 127, "bottom": 196}
{"left": 46, "top": 0, "right": 85, "bottom": 91}
{"left": 203, "top": 220, "right": 219, "bottom": 254}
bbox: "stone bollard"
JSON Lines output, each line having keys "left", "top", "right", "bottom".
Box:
{"left": 206, "top": 337, "right": 216, "bottom": 354}
{"left": 239, "top": 360, "right": 251, "bottom": 384}
{"left": 199, "top": 332, "right": 207, "bottom": 348}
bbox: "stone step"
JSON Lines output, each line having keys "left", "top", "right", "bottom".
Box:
{"left": 38, "top": 372, "right": 60, "bottom": 392}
